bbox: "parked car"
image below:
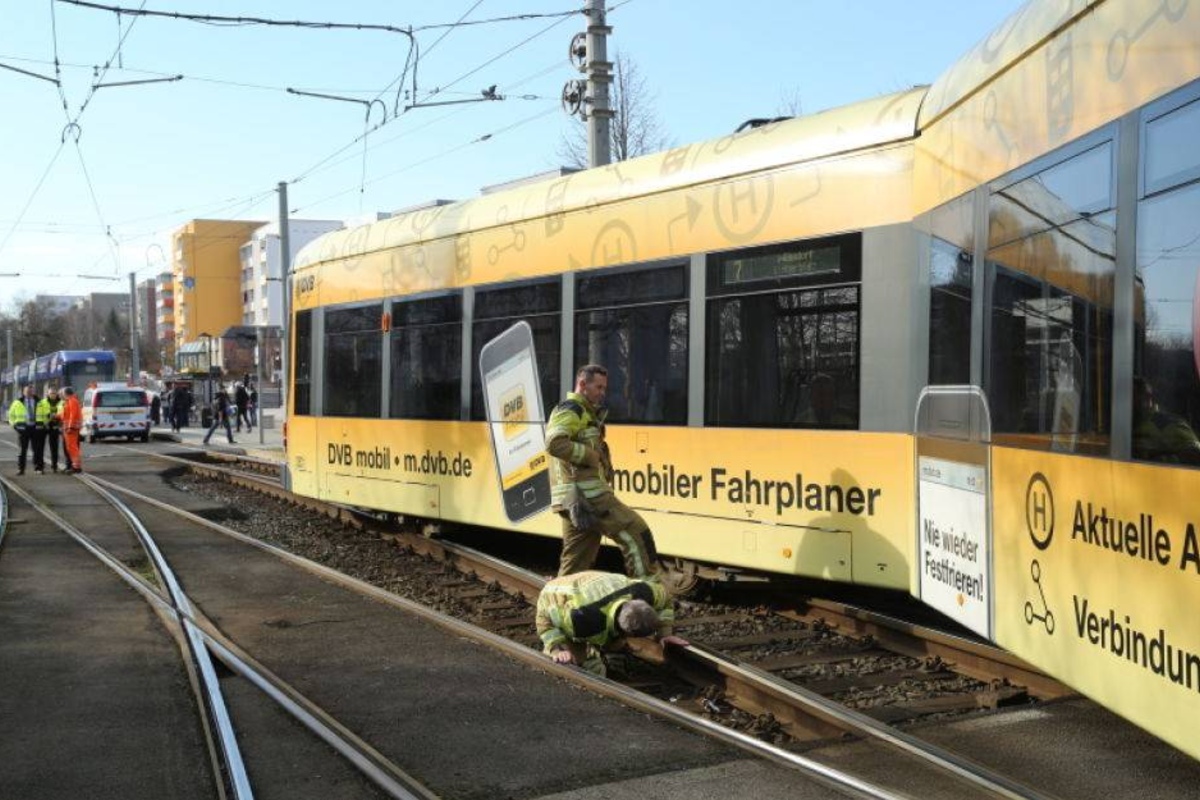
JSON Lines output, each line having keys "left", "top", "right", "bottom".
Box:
{"left": 82, "top": 383, "right": 152, "bottom": 443}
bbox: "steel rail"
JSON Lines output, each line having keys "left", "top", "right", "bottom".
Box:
{"left": 91, "top": 473, "right": 906, "bottom": 800}
{"left": 194, "top": 619, "right": 438, "bottom": 800}
{"left": 79, "top": 475, "right": 255, "bottom": 800}
{"left": 782, "top": 600, "right": 1073, "bottom": 699}
{"left": 0, "top": 475, "right": 230, "bottom": 800}
{"left": 679, "top": 642, "right": 1055, "bottom": 800}
{"left": 139, "top": 450, "right": 1061, "bottom": 797}
{"left": 7, "top": 470, "right": 437, "bottom": 800}
{"left": 0, "top": 475, "right": 173, "bottom": 612}
{"left": 403, "top": 534, "right": 1054, "bottom": 799}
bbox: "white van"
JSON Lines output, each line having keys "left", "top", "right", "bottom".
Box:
{"left": 82, "top": 383, "right": 152, "bottom": 443}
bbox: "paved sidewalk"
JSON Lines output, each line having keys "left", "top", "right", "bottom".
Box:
{"left": 151, "top": 406, "right": 285, "bottom": 463}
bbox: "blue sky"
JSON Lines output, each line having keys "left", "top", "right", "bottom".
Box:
{"left": 0, "top": 0, "right": 1025, "bottom": 311}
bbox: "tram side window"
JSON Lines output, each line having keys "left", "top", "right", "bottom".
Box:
{"left": 1133, "top": 93, "right": 1200, "bottom": 466}
{"left": 324, "top": 304, "right": 383, "bottom": 418}
{"left": 706, "top": 235, "right": 861, "bottom": 428}
{"left": 986, "top": 141, "right": 1115, "bottom": 453}
{"left": 391, "top": 294, "right": 461, "bottom": 420}
{"left": 920, "top": 196, "right": 974, "bottom": 385}
{"left": 470, "top": 279, "right": 560, "bottom": 421}
{"left": 575, "top": 264, "right": 687, "bottom": 424}
{"left": 294, "top": 310, "right": 313, "bottom": 415}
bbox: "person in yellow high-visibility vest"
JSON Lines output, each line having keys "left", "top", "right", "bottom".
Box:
{"left": 545, "top": 365, "right": 660, "bottom": 579}
{"left": 7, "top": 385, "right": 39, "bottom": 475}
{"left": 535, "top": 570, "right": 687, "bottom": 676}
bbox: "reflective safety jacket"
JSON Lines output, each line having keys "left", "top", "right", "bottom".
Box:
{"left": 535, "top": 570, "right": 674, "bottom": 655}
{"left": 35, "top": 397, "right": 56, "bottom": 428}
{"left": 7, "top": 398, "right": 28, "bottom": 429}
{"left": 8, "top": 396, "right": 40, "bottom": 428}
{"left": 545, "top": 392, "right": 611, "bottom": 510}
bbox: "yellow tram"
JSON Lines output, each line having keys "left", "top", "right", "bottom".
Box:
{"left": 288, "top": 0, "right": 1200, "bottom": 759}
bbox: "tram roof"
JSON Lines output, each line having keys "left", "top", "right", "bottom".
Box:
{"left": 294, "top": 86, "right": 927, "bottom": 270}
{"left": 918, "top": 0, "right": 1101, "bottom": 130}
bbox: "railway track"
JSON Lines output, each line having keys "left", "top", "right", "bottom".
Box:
{"left": 68, "top": 460, "right": 903, "bottom": 798}
{"left": 0, "top": 470, "right": 438, "bottom": 800}
{"left": 151, "top": 448, "right": 1074, "bottom": 798}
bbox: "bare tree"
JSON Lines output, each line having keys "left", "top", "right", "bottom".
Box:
{"left": 16, "top": 298, "right": 67, "bottom": 359}
{"left": 777, "top": 87, "right": 804, "bottom": 118}
{"left": 138, "top": 329, "right": 162, "bottom": 375}
{"left": 559, "top": 51, "right": 672, "bottom": 168}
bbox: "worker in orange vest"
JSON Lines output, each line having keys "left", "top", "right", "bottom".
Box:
{"left": 60, "top": 386, "right": 83, "bottom": 474}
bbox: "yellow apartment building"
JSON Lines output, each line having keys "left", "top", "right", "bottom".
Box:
{"left": 172, "top": 219, "right": 265, "bottom": 349}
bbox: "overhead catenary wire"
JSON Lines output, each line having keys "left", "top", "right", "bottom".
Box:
{"left": 0, "top": 1, "right": 149, "bottom": 276}
{"left": 2, "top": 0, "right": 624, "bottom": 305}
{"left": 289, "top": 10, "right": 580, "bottom": 188}
{"left": 0, "top": 0, "right": 146, "bottom": 267}
{"left": 73, "top": 141, "right": 120, "bottom": 273}
{"left": 290, "top": 60, "right": 562, "bottom": 190}
{"left": 51, "top": 0, "right": 580, "bottom": 119}
{"left": 53, "top": 0, "right": 579, "bottom": 34}
{"left": 67, "top": 0, "right": 148, "bottom": 126}
{"left": 292, "top": 104, "right": 559, "bottom": 214}
{"left": 0, "top": 52, "right": 398, "bottom": 96}
{"left": 0, "top": 141, "right": 69, "bottom": 267}
{"left": 378, "top": 0, "right": 483, "bottom": 115}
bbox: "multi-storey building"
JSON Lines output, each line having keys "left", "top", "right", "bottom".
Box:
{"left": 154, "top": 271, "right": 174, "bottom": 343}
{"left": 135, "top": 278, "right": 156, "bottom": 340}
{"left": 172, "top": 219, "right": 264, "bottom": 346}
{"left": 239, "top": 219, "right": 342, "bottom": 327}
{"left": 69, "top": 292, "right": 131, "bottom": 355}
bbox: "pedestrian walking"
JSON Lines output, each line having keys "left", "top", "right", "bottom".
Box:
{"left": 150, "top": 392, "right": 162, "bottom": 426}
{"left": 234, "top": 382, "right": 252, "bottom": 432}
{"left": 171, "top": 384, "right": 191, "bottom": 431}
{"left": 202, "top": 389, "right": 236, "bottom": 444}
{"left": 545, "top": 364, "right": 661, "bottom": 580}
{"left": 60, "top": 386, "right": 83, "bottom": 473}
{"left": 248, "top": 385, "right": 258, "bottom": 427}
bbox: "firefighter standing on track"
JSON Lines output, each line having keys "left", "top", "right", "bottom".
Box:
{"left": 545, "top": 364, "right": 661, "bottom": 580}
{"left": 535, "top": 570, "right": 687, "bottom": 676}
{"left": 60, "top": 386, "right": 83, "bottom": 474}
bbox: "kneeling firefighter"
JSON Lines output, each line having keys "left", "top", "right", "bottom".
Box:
{"left": 534, "top": 570, "right": 687, "bottom": 676}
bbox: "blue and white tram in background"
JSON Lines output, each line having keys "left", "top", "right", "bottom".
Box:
{"left": 0, "top": 350, "right": 116, "bottom": 404}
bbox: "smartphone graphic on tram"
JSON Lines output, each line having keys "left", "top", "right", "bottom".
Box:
{"left": 479, "top": 321, "right": 551, "bottom": 523}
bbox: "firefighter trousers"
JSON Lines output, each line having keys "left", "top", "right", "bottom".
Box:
{"left": 557, "top": 491, "right": 659, "bottom": 579}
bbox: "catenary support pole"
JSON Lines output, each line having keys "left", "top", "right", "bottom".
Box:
{"left": 129, "top": 271, "right": 139, "bottom": 383}
{"left": 257, "top": 326, "right": 264, "bottom": 446}
{"left": 585, "top": 0, "right": 612, "bottom": 167}
{"left": 278, "top": 182, "right": 290, "bottom": 417}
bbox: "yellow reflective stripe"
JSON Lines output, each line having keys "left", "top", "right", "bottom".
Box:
{"left": 615, "top": 530, "right": 650, "bottom": 577}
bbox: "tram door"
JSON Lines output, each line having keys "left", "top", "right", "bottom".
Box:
{"left": 285, "top": 309, "right": 318, "bottom": 496}
{"left": 913, "top": 386, "right": 993, "bottom": 640}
